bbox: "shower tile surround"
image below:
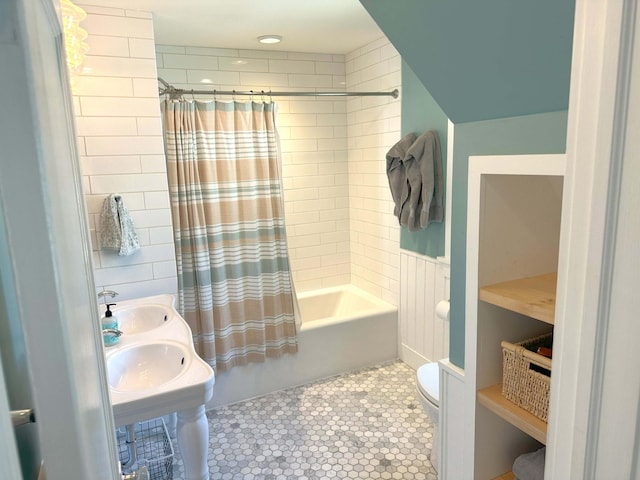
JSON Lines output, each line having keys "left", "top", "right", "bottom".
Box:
{"left": 74, "top": 6, "right": 401, "bottom": 303}
{"left": 157, "top": 44, "right": 353, "bottom": 292}
{"left": 155, "top": 39, "right": 401, "bottom": 303}
{"left": 345, "top": 40, "right": 401, "bottom": 304}
{"left": 171, "top": 361, "right": 436, "bottom": 479}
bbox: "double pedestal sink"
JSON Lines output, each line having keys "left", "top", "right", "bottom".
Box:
{"left": 102, "top": 295, "right": 215, "bottom": 480}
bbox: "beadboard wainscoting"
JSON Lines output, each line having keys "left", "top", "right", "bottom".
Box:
{"left": 399, "top": 250, "right": 450, "bottom": 368}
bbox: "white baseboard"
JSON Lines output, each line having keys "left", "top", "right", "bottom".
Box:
{"left": 400, "top": 343, "right": 431, "bottom": 370}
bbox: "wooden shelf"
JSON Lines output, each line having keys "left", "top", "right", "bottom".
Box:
{"left": 477, "top": 384, "right": 547, "bottom": 445}
{"left": 492, "top": 472, "right": 515, "bottom": 480}
{"left": 479, "top": 272, "right": 557, "bottom": 324}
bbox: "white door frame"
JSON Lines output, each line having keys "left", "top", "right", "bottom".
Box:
{"left": 0, "top": 351, "right": 23, "bottom": 479}
{"left": 0, "top": 0, "right": 119, "bottom": 478}
{"left": 547, "top": 0, "right": 640, "bottom": 477}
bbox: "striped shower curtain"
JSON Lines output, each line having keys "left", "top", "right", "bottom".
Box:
{"left": 161, "top": 99, "right": 297, "bottom": 372}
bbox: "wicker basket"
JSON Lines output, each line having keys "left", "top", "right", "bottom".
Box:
{"left": 501, "top": 332, "right": 553, "bottom": 422}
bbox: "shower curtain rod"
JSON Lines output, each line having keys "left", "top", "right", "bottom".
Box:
{"left": 157, "top": 77, "right": 399, "bottom": 100}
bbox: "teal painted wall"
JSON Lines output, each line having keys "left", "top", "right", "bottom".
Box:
{"left": 400, "top": 60, "right": 448, "bottom": 257}
{"left": 448, "top": 111, "right": 569, "bottom": 367}
{"left": 361, "top": 2, "right": 573, "bottom": 367}
{"left": 360, "top": 0, "right": 574, "bottom": 123}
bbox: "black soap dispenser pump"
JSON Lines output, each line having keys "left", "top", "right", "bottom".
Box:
{"left": 102, "top": 303, "right": 118, "bottom": 330}
{"left": 101, "top": 303, "right": 120, "bottom": 347}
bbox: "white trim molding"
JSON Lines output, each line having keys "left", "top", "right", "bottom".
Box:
{"left": 438, "top": 359, "right": 465, "bottom": 480}
{"left": 546, "top": 0, "right": 640, "bottom": 478}
{"left": 445, "top": 120, "right": 454, "bottom": 259}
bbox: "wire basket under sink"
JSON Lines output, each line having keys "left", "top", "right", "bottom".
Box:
{"left": 117, "top": 417, "right": 174, "bottom": 480}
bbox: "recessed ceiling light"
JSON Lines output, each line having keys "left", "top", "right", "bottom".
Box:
{"left": 258, "top": 35, "right": 282, "bottom": 44}
{"left": 200, "top": 78, "right": 213, "bottom": 84}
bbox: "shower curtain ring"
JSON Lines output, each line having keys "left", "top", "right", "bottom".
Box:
{"left": 261, "top": 90, "right": 266, "bottom": 103}
{"left": 269, "top": 89, "right": 273, "bottom": 103}
{"left": 213, "top": 89, "right": 217, "bottom": 101}
{"left": 190, "top": 89, "right": 195, "bottom": 101}
{"left": 232, "top": 89, "right": 236, "bottom": 101}
{"left": 250, "top": 90, "right": 254, "bottom": 102}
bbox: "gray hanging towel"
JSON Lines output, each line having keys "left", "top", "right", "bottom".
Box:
{"left": 386, "top": 132, "right": 417, "bottom": 222}
{"left": 402, "top": 130, "right": 444, "bottom": 231}
{"left": 100, "top": 194, "right": 140, "bottom": 256}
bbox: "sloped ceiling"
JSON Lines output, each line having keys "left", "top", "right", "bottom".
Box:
{"left": 360, "top": 0, "right": 575, "bottom": 123}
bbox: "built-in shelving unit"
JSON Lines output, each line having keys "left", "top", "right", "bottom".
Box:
{"left": 479, "top": 273, "right": 557, "bottom": 325}
{"left": 476, "top": 272, "right": 557, "bottom": 445}
{"left": 463, "top": 154, "right": 565, "bottom": 479}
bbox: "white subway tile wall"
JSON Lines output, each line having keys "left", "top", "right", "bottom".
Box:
{"left": 346, "top": 38, "right": 401, "bottom": 305}
{"left": 155, "top": 43, "right": 353, "bottom": 292}
{"left": 74, "top": 6, "right": 400, "bottom": 305}
{"left": 74, "top": 7, "right": 177, "bottom": 300}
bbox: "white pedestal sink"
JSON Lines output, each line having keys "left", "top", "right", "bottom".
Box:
{"left": 115, "top": 303, "right": 175, "bottom": 334}
{"left": 107, "top": 342, "right": 189, "bottom": 391}
{"left": 102, "top": 294, "right": 215, "bottom": 480}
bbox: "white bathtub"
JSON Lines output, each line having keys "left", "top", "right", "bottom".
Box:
{"left": 208, "top": 285, "right": 398, "bottom": 408}
{"left": 297, "top": 284, "right": 396, "bottom": 328}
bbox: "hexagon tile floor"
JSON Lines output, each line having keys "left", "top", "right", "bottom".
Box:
{"left": 171, "top": 360, "right": 436, "bottom": 479}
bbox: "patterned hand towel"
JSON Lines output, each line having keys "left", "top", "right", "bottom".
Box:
{"left": 100, "top": 194, "right": 140, "bottom": 256}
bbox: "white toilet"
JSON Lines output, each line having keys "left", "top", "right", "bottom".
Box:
{"left": 416, "top": 361, "right": 440, "bottom": 472}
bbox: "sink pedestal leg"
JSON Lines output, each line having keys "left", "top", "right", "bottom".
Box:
{"left": 163, "top": 412, "right": 177, "bottom": 439}
{"left": 177, "top": 405, "right": 209, "bottom": 480}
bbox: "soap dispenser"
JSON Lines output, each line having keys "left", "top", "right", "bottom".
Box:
{"left": 102, "top": 303, "right": 120, "bottom": 347}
